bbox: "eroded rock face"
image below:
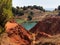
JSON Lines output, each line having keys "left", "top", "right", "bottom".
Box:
{"left": 30, "top": 16, "right": 60, "bottom": 39}
{"left": 4, "top": 21, "right": 32, "bottom": 45}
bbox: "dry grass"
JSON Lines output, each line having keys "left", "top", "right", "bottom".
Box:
{"left": 34, "top": 34, "right": 60, "bottom": 45}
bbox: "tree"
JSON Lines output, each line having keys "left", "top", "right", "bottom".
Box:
{"left": 12, "top": 6, "right": 24, "bottom": 16}
{"left": 23, "top": 6, "right": 27, "bottom": 10}
{"left": 12, "top": 7, "right": 16, "bottom": 15}
{"left": 58, "top": 5, "right": 60, "bottom": 10}
{"left": 58, "top": 5, "right": 60, "bottom": 16}
{"left": 27, "top": 16, "right": 32, "bottom": 21}
{"left": 29, "top": 11, "right": 34, "bottom": 16}
{"left": 0, "top": 0, "right": 13, "bottom": 34}
{"left": 33, "top": 5, "right": 45, "bottom": 11}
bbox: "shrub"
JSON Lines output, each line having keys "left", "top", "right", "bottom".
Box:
{"left": 0, "top": 0, "right": 13, "bottom": 34}
{"left": 58, "top": 5, "right": 60, "bottom": 10}
{"left": 27, "top": 16, "right": 32, "bottom": 21}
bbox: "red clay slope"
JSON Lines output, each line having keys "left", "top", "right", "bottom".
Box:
{"left": 30, "top": 16, "right": 60, "bottom": 37}
{"left": 5, "top": 21, "right": 32, "bottom": 45}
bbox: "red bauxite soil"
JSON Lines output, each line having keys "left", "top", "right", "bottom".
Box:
{"left": 5, "top": 21, "right": 32, "bottom": 45}
{"left": 30, "top": 16, "right": 60, "bottom": 39}
{"left": 3, "top": 16, "right": 60, "bottom": 45}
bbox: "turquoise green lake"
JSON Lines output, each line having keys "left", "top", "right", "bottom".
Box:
{"left": 16, "top": 19, "right": 37, "bottom": 30}
{"left": 22, "top": 22, "right": 37, "bottom": 30}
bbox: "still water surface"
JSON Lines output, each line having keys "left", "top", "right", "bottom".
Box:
{"left": 22, "top": 22, "right": 37, "bottom": 30}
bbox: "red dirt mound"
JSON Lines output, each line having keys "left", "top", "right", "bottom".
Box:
{"left": 5, "top": 21, "right": 32, "bottom": 45}
{"left": 30, "top": 16, "right": 60, "bottom": 39}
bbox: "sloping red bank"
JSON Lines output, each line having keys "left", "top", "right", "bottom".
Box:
{"left": 5, "top": 21, "right": 32, "bottom": 45}
{"left": 30, "top": 16, "right": 60, "bottom": 38}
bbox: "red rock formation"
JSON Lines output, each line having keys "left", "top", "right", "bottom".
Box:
{"left": 30, "top": 16, "right": 60, "bottom": 39}
{"left": 5, "top": 21, "right": 32, "bottom": 45}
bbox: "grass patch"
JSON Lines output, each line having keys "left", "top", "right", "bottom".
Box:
{"left": 15, "top": 19, "right": 26, "bottom": 24}
{"left": 15, "top": 19, "right": 38, "bottom": 24}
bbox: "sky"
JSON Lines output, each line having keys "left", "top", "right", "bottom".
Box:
{"left": 12, "top": 0, "right": 60, "bottom": 9}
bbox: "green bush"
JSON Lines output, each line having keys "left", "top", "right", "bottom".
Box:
{"left": 27, "top": 16, "right": 32, "bottom": 21}
{"left": 0, "top": 26, "right": 4, "bottom": 34}
{"left": 0, "top": 0, "right": 13, "bottom": 34}
{"left": 58, "top": 5, "right": 60, "bottom": 10}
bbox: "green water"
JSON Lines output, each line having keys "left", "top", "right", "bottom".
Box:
{"left": 22, "top": 22, "right": 37, "bottom": 30}
{"left": 16, "top": 19, "right": 37, "bottom": 30}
